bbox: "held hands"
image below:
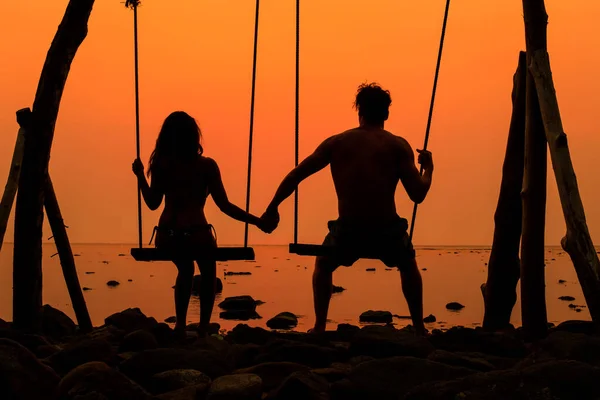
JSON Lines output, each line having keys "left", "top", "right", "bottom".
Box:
{"left": 258, "top": 207, "right": 280, "bottom": 234}
{"left": 416, "top": 149, "right": 433, "bottom": 171}
{"left": 132, "top": 158, "right": 145, "bottom": 178}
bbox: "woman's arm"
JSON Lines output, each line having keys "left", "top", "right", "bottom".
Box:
{"left": 133, "top": 159, "right": 163, "bottom": 210}
{"left": 207, "top": 158, "right": 261, "bottom": 225}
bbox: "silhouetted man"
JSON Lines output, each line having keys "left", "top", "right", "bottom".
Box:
{"left": 261, "top": 82, "right": 434, "bottom": 336}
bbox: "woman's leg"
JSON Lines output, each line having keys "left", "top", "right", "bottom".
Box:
{"left": 173, "top": 259, "right": 195, "bottom": 332}
{"left": 197, "top": 259, "right": 217, "bottom": 335}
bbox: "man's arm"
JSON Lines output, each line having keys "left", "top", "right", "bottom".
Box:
{"left": 266, "top": 137, "right": 334, "bottom": 212}
{"left": 397, "top": 138, "right": 433, "bottom": 204}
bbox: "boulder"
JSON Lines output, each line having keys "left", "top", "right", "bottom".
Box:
{"left": 234, "top": 362, "right": 309, "bottom": 391}
{"left": 405, "top": 360, "right": 600, "bottom": 400}
{"left": 269, "top": 371, "right": 330, "bottom": 400}
{"left": 423, "top": 314, "right": 437, "bottom": 323}
{"left": 254, "top": 341, "right": 339, "bottom": 368}
{"left": 155, "top": 384, "right": 209, "bottom": 400}
{"left": 47, "top": 338, "right": 116, "bottom": 376}
{"left": 151, "top": 369, "right": 211, "bottom": 394}
{"left": 0, "top": 338, "right": 60, "bottom": 400}
{"left": 220, "top": 310, "right": 261, "bottom": 321}
{"left": 359, "top": 310, "right": 392, "bottom": 324}
{"left": 428, "top": 326, "right": 527, "bottom": 358}
{"left": 105, "top": 308, "right": 157, "bottom": 333}
{"left": 206, "top": 374, "right": 262, "bottom": 400}
{"left": 427, "top": 350, "right": 496, "bottom": 372}
{"left": 41, "top": 304, "right": 77, "bottom": 340}
{"left": 347, "top": 356, "right": 475, "bottom": 399}
{"left": 536, "top": 330, "right": 600, "bottom": 366}
{"left": 446, "top": 302, "right": 465, "bottom": 311}
{"left": 57, "top": 361, "right": 152, "bottom": 400}
{"left": 119, "top": 348, "right": 231, "bottom": 386}
{"left": 218, "top": 296, "right": 257, "bottom": 311}
{"left": 225, "top": 324, "right": 273, "bottom": 345}
{"left": 349, "top": 325, "right": 434, "bottom": 358}
{"left": 119, "top": 329, "right": 159, "bottom": 352}
{"left": 267, "top": 312, "right": 298, "bottom": 330}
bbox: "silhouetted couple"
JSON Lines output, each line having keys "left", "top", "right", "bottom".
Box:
{"left": 132, "top": 83, "right": 434, "bottom": 338}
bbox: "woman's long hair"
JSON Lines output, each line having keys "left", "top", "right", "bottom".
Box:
{"left": 147, "top": 111, "right": 204, "bottom": 179}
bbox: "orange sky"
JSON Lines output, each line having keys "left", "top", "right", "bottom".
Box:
{"left": 0, "top": 0, "right": 599, "bottom": 246}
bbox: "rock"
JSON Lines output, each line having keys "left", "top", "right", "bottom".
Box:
{"left": 151, "top": 369, "right": 211, "bottom": 394}
{"left": 57, "top": 361, "right": 152, "bottom": 400}
{"left": 0, "top": 338, "right": 60, "bottom": 400}
{"left": 311, "top": 364, "right": 352, "bottom": 383}
{"left": 347, "top": 356, "right": 474, "bottom": 399}
{"left": 423, "top": 314, "right": 437, "bottom": 323}
{"left": 86, "top": 325, "right": 127, "bottom": 344}
{"left": 48, "top": 338, "right": 116, "bottom": 375}
{"left": 0, "top": 329, "right": 53, "bottom": 356}
{"left": 119, "top": 348, "right": 231, "bottom": 386}
{"left": 267, "top": 312, "right": 298, "bottom": 330}
{"left": 220, "top": 310, "right": 261, "bottom": 321}
{"left": 164, "top": 316, "right": 177, "bottom": 323}
{"left": 254, "top": 341, "right": 338, "bottom": 368}
{"left": 428, "top": 326, "right": 527, "bottom": 358}
{"left": 151, "top": 323, "right": 176, "bottom": 347}
{"left": 0, "top": 318, "right": 9, "bottom": 330}
{"left": 41, "top": 304, "right": 77, "bottom": 340}
{"left": 536, "top": 331, "right": 600, "bottom": 366}
{"left": 234, "top": 362, "right": 310, "bottom": 391}
{"left": 224, "top": 271, "right": 252, "bottom": 276}
{"left": 427, "top": 349, "right": 496, "bottom": 372}
{"left": 269, "top": 371, "right": 330, "bottom": 400}
{"left": 192, "top": 275, "right": 223, "bottom": 295}
{"left": 332, "top": 285, "right": 345, "bottom": 293}
{"left": 83, "top": 287, "right": 92, "bottom": 291}
{"left": 107, "top": 280, "right": 120, "bottom": 287}
{"left": 359, "top": 310, "right": 392, "bottom": 324}
{"left": 119, "top": 329, "right": 159, "bottom": 352}
{"left": 405, "top": 360, "right": 600, "bottom": 400}
{"left": 105, "top": 308, "right": 157, "bottom": 333}
{"left": 366, "top": 268, "right": 376, "bottom": 272}
{"left": 337, "top": 323, "right": 360, "bottom": 333}
{"left": 206, "top": 373, "right": 262, "bottom": 400}
{"left": 226, "top": 343, "right": 262, "bottom": 369}
{"left": 350, "top": 325, "right": 434, "bottom": 359}
{"left": 558, "top": 279, "right": 567, "bottom": 284}
{"left": 559, "top": 295, "right": 576, "bottom": 301}
{"left": 218, "top": 296, "right": 257, "bottom": 311}
{"left": 155, "top": 384, "right": 209, "bottom": 400}
{"left": 348, "top": 355, "right": 375, "bottom": 367}
{"left": 552, "top": 320, "right": 596, "bottom": 335}
{"left": 225, "top": 324, "right": 273, "bottom": 345}
{"left": 445, "top": 302, "right": 465, "bottom": 311}
{"left": 85, "top": 271, "right": 95, "bottom": 274}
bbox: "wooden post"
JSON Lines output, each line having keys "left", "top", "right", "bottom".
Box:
{"left": 13, "top": 0, "right": 95, "bottom": 332}
{"left": 482, "top": 52, "right": 527, "bottom": 331}
{"left": 0, "top": 109, "right": 30, "bottom": 252}
{"left": 520, "top": 54, "right": 548, "bottom": 341}
{"left": 523, "top": 0, "right": 600, "bottom": 326}
{"left": 44, "top": 177, "right": 92, "bottom": 333}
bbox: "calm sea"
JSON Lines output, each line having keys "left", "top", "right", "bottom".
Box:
{"left": 0, "top": 244, "right": 590, "bottom": 331}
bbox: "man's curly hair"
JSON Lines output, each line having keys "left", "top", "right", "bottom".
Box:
{"left": 353, "top": 82, "right": 392, "bottom": 125}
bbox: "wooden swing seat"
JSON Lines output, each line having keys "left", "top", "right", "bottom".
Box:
{"left": 131, "top": 246, "right": 255, "bottom": 262}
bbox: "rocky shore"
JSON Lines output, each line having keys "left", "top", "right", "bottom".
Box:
{"left": 1, "top": 305, "right": 599, "bottom": 400}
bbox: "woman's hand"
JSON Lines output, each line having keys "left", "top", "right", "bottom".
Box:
{"left": 132, "top": 158, "right": 145, "bottom": 178}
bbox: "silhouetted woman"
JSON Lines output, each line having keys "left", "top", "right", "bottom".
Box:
{"left": 132, "top": 111, "right": 265, "bottom": 338}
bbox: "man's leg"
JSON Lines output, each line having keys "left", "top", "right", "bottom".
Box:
{"left": 312, "top": 254, "right": 339, "bottom": 333}
{"left": 399, "top": 258, "right": 426, "bottom": 336}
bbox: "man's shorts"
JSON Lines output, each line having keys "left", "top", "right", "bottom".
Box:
{"left": 321, "top": 216, "right": 416, "bottom": 271}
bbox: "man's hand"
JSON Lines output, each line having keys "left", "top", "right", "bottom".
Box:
{"left": 416, "top": 149, "right": 433, "bottom": 171}
{"left": 259, "top": 208, "right": 280, "bottom": 234}
{"left": 132, "top": 158, "right": 145, "bottom": 178}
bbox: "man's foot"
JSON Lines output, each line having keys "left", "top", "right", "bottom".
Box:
{"left": 308, "top": 325, "right": 326, "bottom": 334}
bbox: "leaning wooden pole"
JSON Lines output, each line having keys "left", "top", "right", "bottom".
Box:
{"left": 0, "top": 109, "right": 30, "bottom": 252}
{"left": 520, "top": 52, "right": 549, "bottom": 341}
{"left": 13, "top": 0, "right": 95, "bottom": 332}
{"left": 523, "top": 0, "right": 600, "bottom": 325}
{"left": 44, "top": 177, "right": 92, "bottom": 332}
{"left": 482, "top": 51, "right": 527, "bottom": 331}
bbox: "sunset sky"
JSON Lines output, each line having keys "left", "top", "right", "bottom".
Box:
{"left": 0, "top": 0, "right": 599, "bottom": 247}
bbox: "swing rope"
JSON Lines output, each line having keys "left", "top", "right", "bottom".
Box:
{"left": 244, "top": 0, "right": 261, "bottom": 248}
{"left": 408, "top": 0, "right": 451, "bottom": 240}
{"left": 130, "top": 0, "right": 143, "bottom": 249}
{"left": 293, "top": 0, "right": 300, "bottom": 245}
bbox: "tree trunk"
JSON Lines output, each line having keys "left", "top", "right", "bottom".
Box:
{"left": 0, "top": 109, "right": 30, "bottom": 252}
{"left": 44, "top": 177, "right": 92, "bottom": 332}
{"left": 482, "top": 51, "right": 527, "bottom": 331}
{"left": 520, "top": 62, "right": 548, "bottom": 341}
{"left": 13, "top": 0, "right": 95, "bottom": 332}
{"left": 530, "top": 50, "right": 600, "bottom": 325}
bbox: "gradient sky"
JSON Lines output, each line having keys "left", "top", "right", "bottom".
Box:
{"left": 0, "top": 1, "right": 599, "bottom": 246}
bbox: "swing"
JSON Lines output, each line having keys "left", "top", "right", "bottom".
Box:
{"left": 288, "top": 0, "right": 452, "bottom": 258}
{"left": 127, "top": 0, "right": 262, "bottom": 262}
